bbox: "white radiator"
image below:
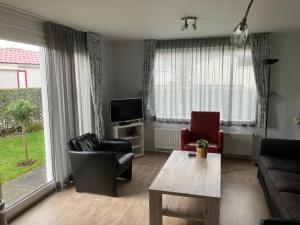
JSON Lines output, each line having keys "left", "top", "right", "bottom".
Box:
{"left": 223, "top": 132, "right": 254, "bottom": 157}
{"left": 154, "top": 128, "right": 181, "bottom": 150}
{"left": 154, "top": 128, "right": 254, "bottom": 157}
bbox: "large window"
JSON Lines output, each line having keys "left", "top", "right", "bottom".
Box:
{"left": 0, "top": 39, "right": 53, "bottom": 207}
{"left": 153, "top": 40, "right": 257, "bottom": 126}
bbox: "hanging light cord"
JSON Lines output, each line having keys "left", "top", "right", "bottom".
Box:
{"left": 233, "top": 0, "right": 254, "bottom": 30}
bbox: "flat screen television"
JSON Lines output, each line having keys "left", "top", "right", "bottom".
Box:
{"left": 110, "top": 98, "right": 143, "bottom": 123}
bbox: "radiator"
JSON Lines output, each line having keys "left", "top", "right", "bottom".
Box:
{"left": 154, "top": 128, "right": 181, "bottom": 150}
{"left": 154, "top": 128, "right": 254, "bottom": 157}
{"left": 223, "top": 132, "right": 254, "bottom": 156}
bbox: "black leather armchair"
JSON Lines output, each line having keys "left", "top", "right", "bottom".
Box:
{"left": 68, "top": 133, "right": 134, "bottom": 196}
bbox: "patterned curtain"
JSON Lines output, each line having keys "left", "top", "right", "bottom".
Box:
{"left": 87, "top": 32, "right": 105, "bottom": 138}
{"left": 249, "top": 33, "right": 271, "bottom": 127}
{"left": 143, "top": 40, "right": 157, "bottom": 121}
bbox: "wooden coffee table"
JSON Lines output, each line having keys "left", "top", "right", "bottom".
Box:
{"left": 149, "top": 150, "right": 221, "bottom": 225}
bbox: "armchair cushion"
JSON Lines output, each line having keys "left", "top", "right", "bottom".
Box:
{"left": 100, "top": 139, "right": 132, "bottom": 153}
{"left": 69, "top": 133, "right": 101, "bottom": 152}
{"left": 190, "top": 111, "right": 220, "bottom": 144}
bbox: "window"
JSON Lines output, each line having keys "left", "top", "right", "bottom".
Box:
{"left": 17, "top": 70, "right": 28, "bottom": 88}
{"left": 153, "top": 41, "right": 257, "bottom": 126}
{"left": 0, "top": 39, "right": 53, "bottom": 209}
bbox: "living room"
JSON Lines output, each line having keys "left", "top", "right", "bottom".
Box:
{"left": 0, "top": 1, "right": 300, "bottom": 225}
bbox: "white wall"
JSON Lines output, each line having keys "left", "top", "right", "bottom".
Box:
{"left": 112, "top": 41, "right": 144, "bottom": 99}
{"left": 26, "top": 67, "right": 41, "bottom": 87}
{"left": 0, "top": 69, "right": 16, "bottom": 88}
{"left": 102, "top": 40, "right": 116, "bottom": 135}
{"left": 268, "top": 31, "right": 300, "bottom": 140}
{"left": 107, "top": 32, "right": 300, "bottom": 156}
{"left": 0, "top": 64, "right": 41, "bottom": 89}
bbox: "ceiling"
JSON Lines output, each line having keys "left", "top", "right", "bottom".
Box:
{"left": 1, "top": 0, "right": 300, "bottom": 40}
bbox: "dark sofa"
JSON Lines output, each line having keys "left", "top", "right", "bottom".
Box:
{"left": 257, "top": 138, "right": 300, "bottom": 220}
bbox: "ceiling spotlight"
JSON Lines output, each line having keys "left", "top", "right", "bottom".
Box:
{"left": 181, "top": 16, "right": 197, "bottom": 31}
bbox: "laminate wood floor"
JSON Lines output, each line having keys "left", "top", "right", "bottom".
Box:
{"left": 10, "top": 152, "right": 270, "bottom": 225}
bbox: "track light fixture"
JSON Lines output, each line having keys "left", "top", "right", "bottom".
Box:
{"left": 181, "top": 16, "right": 197, "bottom": 31}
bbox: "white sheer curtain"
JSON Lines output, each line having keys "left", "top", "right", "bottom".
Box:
{"left": 74, "top": 34, "right": 93, "bottom": 135}
{"left": 43, "top": 23, "right": 93, "bottom": 187}
{"left": 153, "top": 38, "right": 257, "bottom": 126}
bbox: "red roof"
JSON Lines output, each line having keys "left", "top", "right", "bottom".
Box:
{"left": 0, "top": 48, "right": 40, "bottom": 65}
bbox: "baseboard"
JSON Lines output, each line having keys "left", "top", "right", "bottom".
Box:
{"left": 145, "top": 149, "right": 172, "bottom": 154}
{"left": 223, "top": 153, "right": 253, "bottom": 160}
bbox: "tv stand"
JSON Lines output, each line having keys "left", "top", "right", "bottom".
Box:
{"left": 117, "top": 121, "right": 131, "bottom": 126}
{"left": 111, "top": 122, "right": 144, "bottom": 158}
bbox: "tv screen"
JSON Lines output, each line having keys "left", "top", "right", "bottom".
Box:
{"left": 111, "top": 98, "right": 143, "bottom": 123}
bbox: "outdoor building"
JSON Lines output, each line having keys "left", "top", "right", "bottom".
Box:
{"left": 0, "top": 48, "right": 41, "bottom": 89}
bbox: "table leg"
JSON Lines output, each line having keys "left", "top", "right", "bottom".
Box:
{"left": 149, "top": 190, "right": 162, "bottom": 225}
{"left": 206, "top": 198, "right": 220, "bottom": 225}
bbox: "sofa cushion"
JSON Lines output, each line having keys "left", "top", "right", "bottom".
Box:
{"left": 267, "top": 170, "right": 300, "bottom": 194}
{"left": 116, "top": 152, "right": 134, "bottom": 170}
{"left": 260, "top": 156, "right": 300, "bottom": 174}
{"left": 278, "top": 192, "right": 300, "bottom": 220}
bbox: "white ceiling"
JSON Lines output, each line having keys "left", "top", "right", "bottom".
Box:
{"left": 1, "top": 0, "right": 300, "bottom": 40}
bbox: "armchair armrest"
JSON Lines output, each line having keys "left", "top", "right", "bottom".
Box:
{"left": 218, "top": 130, "right": 223, "bottom": 150}
{"left": 181, "top": 128, "right": 191, "bottom": 150}
{"left": 261, "top": 219, "right": 300, "bottom": 225}
{"left": 100, "top": 139, "right": 132, "bottom": 153}
{"left": 260, "top": 138, "right": 300, "bottom": 159}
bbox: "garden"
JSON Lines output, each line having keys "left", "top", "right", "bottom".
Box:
{"left": 0, "top": 88, "right": 45, "bottom": 184}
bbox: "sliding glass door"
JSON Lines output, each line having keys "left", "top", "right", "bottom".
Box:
{"left": 0, "top": 39, "right": 53, "bottom": 207}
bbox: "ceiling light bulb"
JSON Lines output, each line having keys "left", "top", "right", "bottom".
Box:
{"left": 231, "top": 0, "right": 254, "bottom": 48}
{"left": 231, "top": 22, "right": 248, "bottom": 48}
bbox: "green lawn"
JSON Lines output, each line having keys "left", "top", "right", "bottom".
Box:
{"left": 0, "top": 131, "right": 45, "bottom": 184}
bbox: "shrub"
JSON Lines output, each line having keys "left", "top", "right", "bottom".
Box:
{"left": 0, "top": 88, "right": 42, "bottom": 135}
{"left": 27, "top": 121, "right": 44, "bottom": 132}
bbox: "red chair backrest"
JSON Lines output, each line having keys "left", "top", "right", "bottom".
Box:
{"left": 190, "top": 111, "right": 220, "bottom": 144}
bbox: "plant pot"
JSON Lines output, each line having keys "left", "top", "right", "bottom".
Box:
{"left": 196, "top": 147, "right": 207, "bottom": 158}
{"left": 0, "top": 199, "right": 4, "bottom": 210}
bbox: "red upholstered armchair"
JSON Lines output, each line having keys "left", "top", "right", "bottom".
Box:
{"left": 181, "top": 111, "right": 223, "bottom": 153}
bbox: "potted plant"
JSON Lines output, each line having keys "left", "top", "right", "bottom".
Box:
{"left": 196, "top": 139, "right": 209, "bottom": 158}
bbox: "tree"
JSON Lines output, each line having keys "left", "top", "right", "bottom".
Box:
{"left": 5, "top": 99, "right": 38, "bottom": 165}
